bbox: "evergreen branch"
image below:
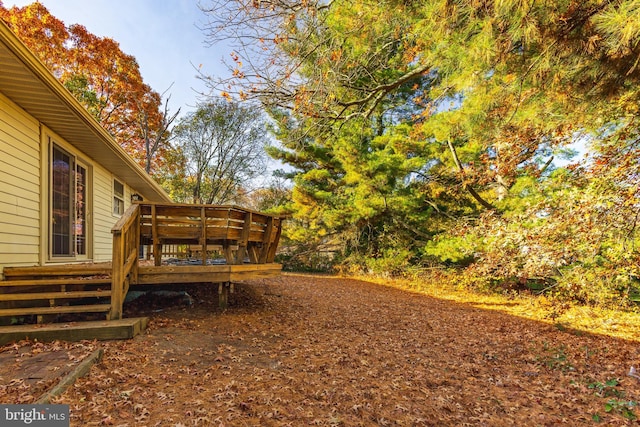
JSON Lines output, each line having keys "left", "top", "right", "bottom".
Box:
{"left": 447, "top": 139, "right": 496, "bottom": 211}
{"left": 337, "top": 63, "right": 431, "bottom": 119}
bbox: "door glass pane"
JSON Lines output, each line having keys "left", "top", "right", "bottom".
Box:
{"left": 75, "top": 164, "right": 87, "bottom": 256}
{"left": 52, "top": 146, "right": 72, "bottom": 256}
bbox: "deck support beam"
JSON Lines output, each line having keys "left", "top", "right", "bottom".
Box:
{"left": 217, "top": 282, "right": 235, "bottom": 309}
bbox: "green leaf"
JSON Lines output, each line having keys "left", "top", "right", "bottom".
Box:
{"left": 605, "top": 379, "right": 619, "bottom": 387}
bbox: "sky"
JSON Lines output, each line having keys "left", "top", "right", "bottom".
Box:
{"left": 4, "top": 0, "right": 229, "bottom": 116}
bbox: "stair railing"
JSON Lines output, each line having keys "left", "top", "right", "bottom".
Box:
{"left": 110, "top": 203, "right": 141, "bottom": 320}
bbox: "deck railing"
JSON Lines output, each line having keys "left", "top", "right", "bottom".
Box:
{"left": 137, "top": 203, "right": 283, "bottom": 267}
{"left": 110, "top": 202, "right": 283, "bottom": 319}
{"left": 110, "top": 204, "right": 141, "bottom": 320}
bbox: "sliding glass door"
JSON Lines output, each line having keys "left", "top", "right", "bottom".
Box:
{"left": 50, "top": 144, "right": 89, "bottom": 258}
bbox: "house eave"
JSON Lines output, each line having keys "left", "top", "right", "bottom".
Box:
{"left": 0, "top": 21, "right": 171, "bottom": 203}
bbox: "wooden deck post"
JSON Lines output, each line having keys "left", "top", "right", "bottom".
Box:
{"left": 235, "top": 211, "right": 252, "bottom": 264}
{"left": 267, "top": 219, "right": 282, "bottom": 263}
{"left": 132, "top": 211, "right": 140, "bottom": 285}
{"left": 201, "top": 206, "right": 207, "bottom": 265}
{"left": 218, "top": 282, "right": 230, "bottom": 309}
{"left": 222, "top": 209, "right": 234, "bottom": 264}
{"left": 110, "top": 230, "right": 124, "bottom": 320}
{"left": 259, "top": 217, "right": 274, "bottom": 264}
{"left": 248, "top": 245, "right": 260, "bottom": 264}
{"left": 152, "top": 204, "right": 161, "bottom": 266}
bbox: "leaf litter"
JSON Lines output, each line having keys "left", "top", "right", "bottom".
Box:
{"left": 1, "top": 275, "right": 639, "bottom": 426}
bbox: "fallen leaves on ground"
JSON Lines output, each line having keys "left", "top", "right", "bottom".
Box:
{"left": 0, "top": 339, "right": 98, "bottom": 403}
{"left": 2, "top": 275, "right": 640, "bottom": 426}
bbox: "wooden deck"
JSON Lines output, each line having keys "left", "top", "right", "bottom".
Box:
{"left": 0, "top": 203, "right": 284, "bottom": 339}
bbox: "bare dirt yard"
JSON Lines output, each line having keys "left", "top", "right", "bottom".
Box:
{"left": 1, "top": 274, "right": 640, "bottom": 426}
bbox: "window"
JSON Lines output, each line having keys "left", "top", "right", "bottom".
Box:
{"left": 113, "top": 179, "right": 125, "bottom": 216}
{"left": 50, "top": 144, "right": 88, "bottom": 257}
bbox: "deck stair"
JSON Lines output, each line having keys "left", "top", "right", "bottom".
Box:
{"left": 0, "top": 264, "right": 113, "bottom": 324}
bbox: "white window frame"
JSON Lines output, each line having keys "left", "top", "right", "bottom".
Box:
{"left": 113, "top": 178, "right": 125, "bottom": 216}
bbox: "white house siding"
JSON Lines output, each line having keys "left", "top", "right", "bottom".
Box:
{"left": 92, "top": 166, "right": 113, "bottom": 261}
{"left": 0, "top": 93, "right": 41, "bottom": 271}
{"left": 91, "top": 165, "right": 134, "bottom": 261}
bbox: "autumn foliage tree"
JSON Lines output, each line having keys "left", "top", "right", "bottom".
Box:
{"left": 199, "top": 0, "right": 640, "bottom": 306}
{"left": 0, "top": 1, "right": 175, "bottom": 174}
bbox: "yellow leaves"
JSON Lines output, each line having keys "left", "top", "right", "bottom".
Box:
{"left": 503, "top": 73, "right": 516, "bottom": 84}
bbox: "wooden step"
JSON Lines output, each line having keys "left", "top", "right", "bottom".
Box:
{"left": 0, "top": 278, "right": 111, "bottom": 287}
{"left": 0, "top": 304, "right": 111, "bottom": 317}
{"left": 3, "top": 264, "right": 112, "bottom": 279}
{"left": 0, "top": 317, "right": 148, "bottom": 345}
{"left": 0, "top": 290, "right": 111, "bottom": 302}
